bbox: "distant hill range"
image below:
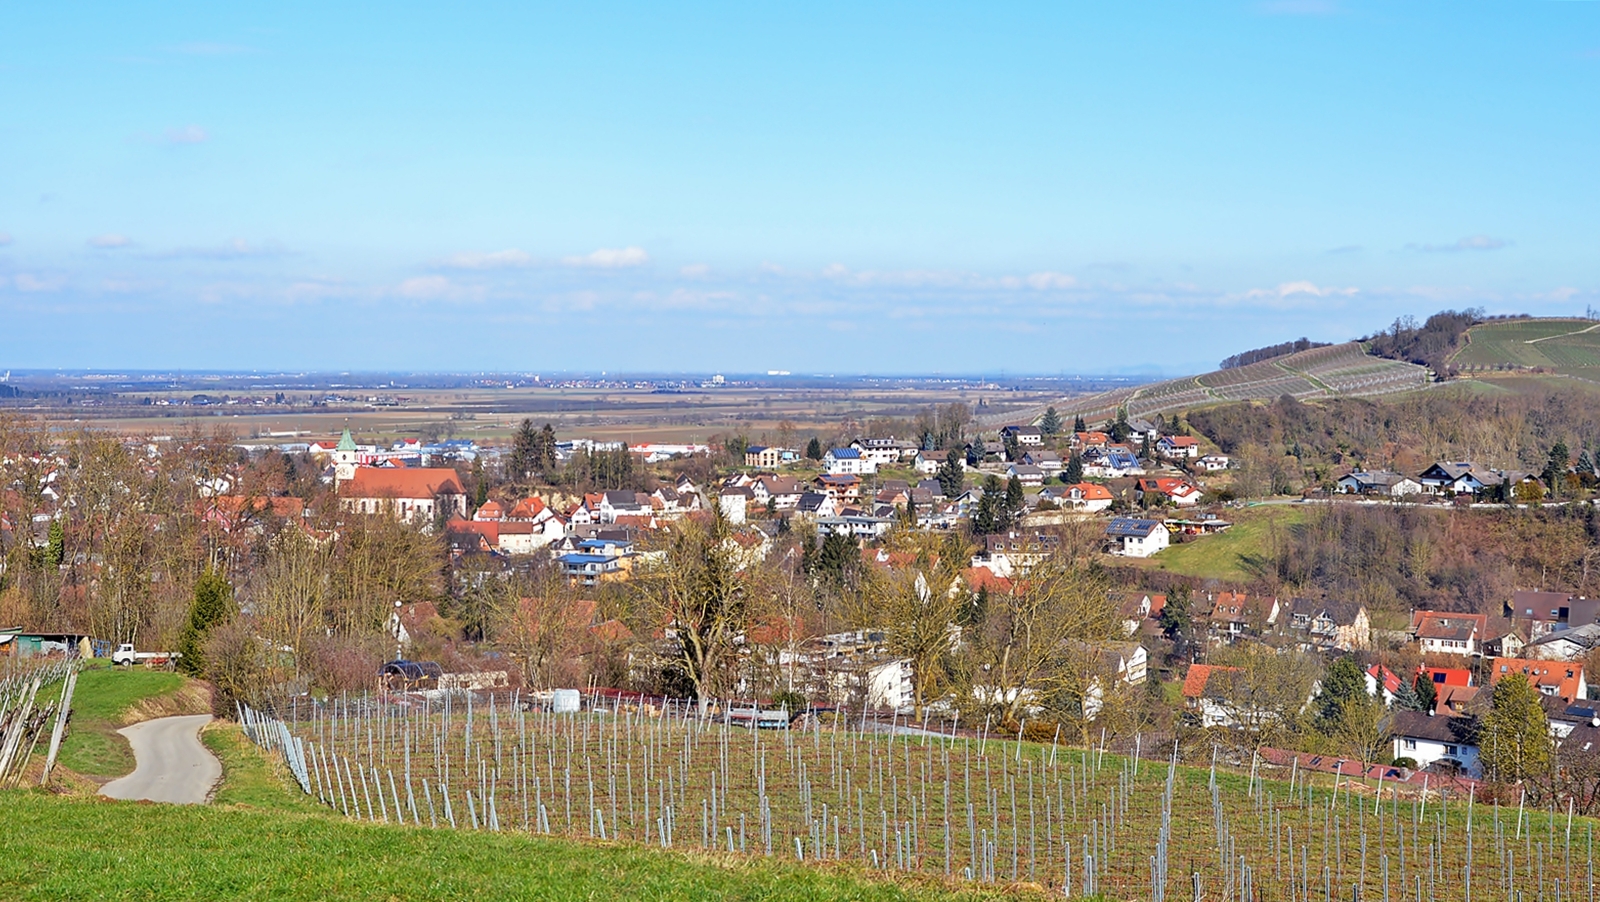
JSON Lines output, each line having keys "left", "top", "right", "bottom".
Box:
{"left": 1038, "top": 341, "right": 1429, "bottom": 425}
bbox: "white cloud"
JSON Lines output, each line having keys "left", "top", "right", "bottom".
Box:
{"left": 441, "top": 249, "right": 531, "bottom": 270}
{"left": 1024, "top": 272, "right": 1078, "bottom": 290}
{"left": 564, "top": 246, "right": 649, "bottom": 268}
{"left": 283, "top": 280, "right": 349, "bottom": 303}
{"left": 162, "top": 239, "right": 287, "bottom": 260}
{"left": 396, "top": 275, "right": 482, "bottom": 302}
{"left": 679, "top": 263, "right": 711, "bottom": 277}
{"left": 89, "top": 234, "right": 132, "bottom": 249}
{"left": 820, "top": 264, "right": 982, "bottom": 289}
{"left": 1244, "top": 281, "right": 1359, "bottom": 300}
{"left": 14, "top": 273, "right": 66, "bottom": 292}
{"left": 166, "top": 125, "right": 209, "bottom": 145}
{"left": 1408, "top": 235, "right": 1510, "bottom": 253}
{"left": 0, "top": 232, "right": 12, "bottom": 247}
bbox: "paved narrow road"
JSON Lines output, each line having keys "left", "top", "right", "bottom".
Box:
{"left": 101, "top": 714, "right": 221, "bottom": 805}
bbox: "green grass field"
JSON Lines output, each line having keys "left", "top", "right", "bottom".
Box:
{"left": 0, "top": 791, "right": 1012, "bottom": 902}
{"left": 1137, "top": 504, "right": 1307, "bottom": 582}
{"left": 56, "top": 665, "right": 204, "bottom": 778}
{"left": 202, "top": 723, "right": 330, "bottom": 814}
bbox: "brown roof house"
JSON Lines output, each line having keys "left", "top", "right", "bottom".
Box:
{"left": 1281, "top": 598, "right": 1371, "bottom": 651}
{"left": 1409, "top": 611, "right": 1488, "bottom": 657}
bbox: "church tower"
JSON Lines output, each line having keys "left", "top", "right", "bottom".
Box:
{"left": 333, "top": 426, "right": 359, "bottom": 484}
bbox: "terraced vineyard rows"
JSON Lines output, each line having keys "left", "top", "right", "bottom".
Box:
{"left": 1042, "top": 343, "right": 1428, "bottom": 425}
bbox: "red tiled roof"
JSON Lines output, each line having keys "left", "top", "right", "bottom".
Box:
{"left": 1410, "top": 610, "right": 1487, "bottom": 642}
{"left": 211, "top": 494, "right": 306, "bottom": 519}
{"left": 747, "top": 615, "right": 803, "bottom": 646}
{"left": 590, "top": 619, "right": 633, "bottom": 643}
{"left": 1138, "top": 477, "right": 1198, "bottom": 496}
{"left": 508, "top": 496, "right": 547, "bottom": 519}
{"left": 1182, "top": 664, "right": 1239, "bottom": 698}
{"left": 447, "top": 518, "right": 498, "bottom": 545}
{"left": 344, "top": 467, "right": 464, "bottom": 499}
{"left": 1367, "top": 664, "right": 1403, "bottom": 696}
{"left": 1067, "top": 482, "right": 1112, "bottom": 500}
{"left": 1488, "top": 658, "right": 1585, "bottom": 701}
{"left": 396, "top": 601, "right": 440, "bottom": 632}
{"left": 962, "top": 567, "right": 1014, "bottom": 594}
{"left": 1423, "top": 666, "right": 1472, "bottom": 687}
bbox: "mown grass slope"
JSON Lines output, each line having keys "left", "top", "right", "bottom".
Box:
{"left": 202, "top": 722, "right": 328, "bottom": 814}
{"left": 0, "top": 791, "right": 1012, "bottom": 902}
{"left": 56, "top": 664, "right": 209, "bottom": 779}
{"left": 1134, "top": 504, "right": 1306, "bottom": 582}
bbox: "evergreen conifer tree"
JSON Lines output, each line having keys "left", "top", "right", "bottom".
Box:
{"left": 937, "top": 449, "right": 965, "bottom": 498}
{"left": 45, "top": 519, "right": 65, "bottom": 568}
{"left": 1004, "top": 475, "right": 1025, "bottom": 522}
{"left": 509, "top": 418, "right": 539, "bottom": 480}
{"left": 1064, "top": 452, "right": 1084, "bottom": 485}
{"left": 177, "top": 568, "right": 234, "bottom": 678}
{"left": 1040, "top": 407, "right": 1062, "bottom": 436}
{"left": 1412, "top": 671, "right": 1437, "bottom": 712}
{"left": 1316, "top": 656, "right": 1369, "bottom": 732}
{"left": 536, "top": 423, "right": 558, "bottom": 472}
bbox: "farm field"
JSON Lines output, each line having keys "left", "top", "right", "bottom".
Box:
{"left": 1452, "top": 319, "right": 1600, "bottom": 381}
{"left": 18, "top": 383, "right": 1065, "bottom": 447}
{"left": 243, "top": 689, "right": 1596, "bottom": 902}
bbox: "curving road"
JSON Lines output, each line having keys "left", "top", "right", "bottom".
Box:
{"left": 101, "top": 714, "right": 221, "bottom": 805}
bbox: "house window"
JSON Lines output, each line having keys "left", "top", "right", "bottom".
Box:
{"left": 1444, "top": 744, "right": 1458, "bottom": 755}
{"left": 1402, "top": 739, "right": 1417, "bottom": 751}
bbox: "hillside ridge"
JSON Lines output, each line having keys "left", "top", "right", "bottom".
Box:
{"left": 1034, "top": 340, "right": 1429, "bottom": 426}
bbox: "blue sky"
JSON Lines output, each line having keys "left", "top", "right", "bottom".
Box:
{"left": 2, "top": 2, "right": 1597, "bottom": 374}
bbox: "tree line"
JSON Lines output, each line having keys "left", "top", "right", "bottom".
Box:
{"left": 1219, "top": 337, "right": 1331, "bottom": 370}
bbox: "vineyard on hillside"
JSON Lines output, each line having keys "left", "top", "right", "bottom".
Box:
{"left": 1451, "top": 319, "right": 1600, "bottom": 381}
{"left": 243, "top": 693, "right": 1593, "bottom": 902}
{"left": 1040, "top": 343, "right": 1429, "bottom": 426}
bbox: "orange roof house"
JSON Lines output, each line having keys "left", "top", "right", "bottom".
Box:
{"left": 1182, "top": 664, "right": 1239, "bottom": 700}
{"left": 1488, "top": 658, "right": 1588, "bottom": 703}
{"left": 1067, "top": 482, "right": 1112, "bottom": 501}
{"left": 962, "top": 567, "right": 1015, "bottom": 595}
{"left": 340, "top": 467, "right": 467, "bottom": 523}
{"left": 507, "top": 496, "right": 547, "bottom": 520}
